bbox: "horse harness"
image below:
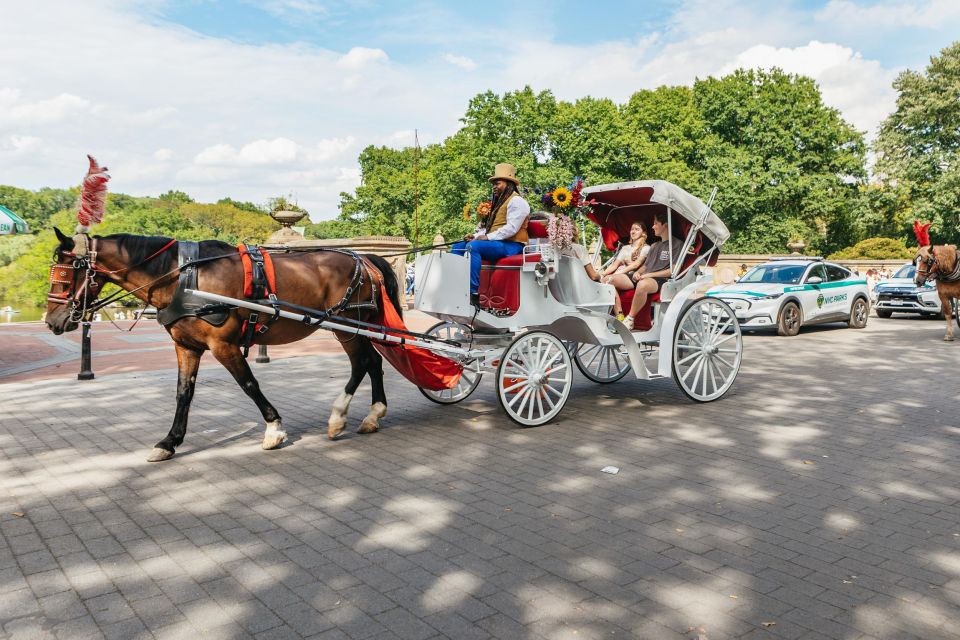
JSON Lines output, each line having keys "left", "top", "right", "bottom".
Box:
{"left": 162, "top": 244, "right": 381, "bottom": 356}
{"left": 919, "top": 247, "right": 960, "bottom": 284}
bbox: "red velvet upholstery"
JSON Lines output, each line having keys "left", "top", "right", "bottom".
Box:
{"left": 528, "top": 219, "right": 549, "bottom": 239}
{"left": 618, "top": 289, "right": 660, "bottom": 331}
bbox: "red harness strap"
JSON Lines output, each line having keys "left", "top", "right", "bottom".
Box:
{"left": 238, "top": 244, "right": 277, "bottom": 297}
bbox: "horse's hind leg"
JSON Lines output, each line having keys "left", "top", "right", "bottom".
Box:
{"left": 209, "top": 342, "right": 286, "bottom": 450}
{"left": 328, "top": 336, "right": 367, "bottom": 439}
{"left": 148, "top": 344, "right": 202, "bottom": 462}
{"left": 358, "top": 340, "right": 387, "bottom": 434}
{"left": 944, "top": 294, "right": 956, "bottom": 341}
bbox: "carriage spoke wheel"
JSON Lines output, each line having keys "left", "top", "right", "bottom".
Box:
{"left": 672, "top": 298, "right": 742, "bottom": 402}
{"left": 953, "top": 299, "right": 959, "bottom": 330}
{"left": 419, "top": 322, "right": 482, "bottom": 405}
{"left": 574, "top": 343, "right": 631, "bottom": 383}
{"left": 497, "top": 331, "right": 572, "bottom": 426}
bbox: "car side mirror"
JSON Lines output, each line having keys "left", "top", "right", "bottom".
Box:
{"left": 806, "top": 276, "right": 823, "bottom": 285}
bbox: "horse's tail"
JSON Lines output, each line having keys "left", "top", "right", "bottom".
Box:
{"left": 366, "top": 254, "right": 403, "bottom": 319}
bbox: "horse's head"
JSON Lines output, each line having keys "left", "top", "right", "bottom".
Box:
{"left": 915, "top": 245, "right": 938, "bottom": 287}
{"left": 45, "top": 227, "right": 107, "bottom": 335}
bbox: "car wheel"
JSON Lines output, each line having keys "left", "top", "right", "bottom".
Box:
{"left": 777, "top": 302, "right": 801, "bottom": 337}
{"left": 876, "top": 309, "right": 893, "bottom": 319}
{"left": 848, "top": 297, "right": 869, "bottom": 329}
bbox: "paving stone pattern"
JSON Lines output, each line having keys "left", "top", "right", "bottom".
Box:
{"left": 1, "top": 317, "right": 959, "bottom": 639}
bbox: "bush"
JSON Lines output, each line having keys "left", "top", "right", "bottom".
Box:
{"left": 827, "top": 237, "right": 915, "bottom": 260}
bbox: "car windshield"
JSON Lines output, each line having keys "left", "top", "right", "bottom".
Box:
{"left": 738, "top": 264, "right": 806, "bottom": 284}
{"left": 893, "top": 264, "right": 915, "bottom": 279}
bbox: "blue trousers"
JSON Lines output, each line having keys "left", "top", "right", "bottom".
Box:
{"left": 451, "top": 240, "right": 524, "bottom": 293}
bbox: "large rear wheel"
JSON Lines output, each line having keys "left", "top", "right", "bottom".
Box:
{"left": 672, "top": 298, "right": 742, "bottom": 402}
{"left": 574, "top": 343, "right": 631, "bottom": 383}
{"left": 496, "top": 331, "right": 572, "bottom": 426}
{"left": 418, "top": 322, "right": 481, "bottom": 405}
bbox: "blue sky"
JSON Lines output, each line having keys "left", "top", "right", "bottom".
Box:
{"left": 2, "top": 0, "right": 959, "bottom": 218}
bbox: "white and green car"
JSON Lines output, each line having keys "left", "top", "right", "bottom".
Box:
{"left": 706, "top": 258, "right": 871, "bottom": 336}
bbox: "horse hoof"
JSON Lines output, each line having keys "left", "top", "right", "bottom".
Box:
{"left": 327, "top": 419, "right": 346, "bottom": 440}
{"left": 945, "top": 336, "right": 955, "bottom": 342}
{"left": 358, "top": 419, "right": 379, "bottom": 434}
{"left": 261, "top": 430, "right": 287, "bottom": 450}
{"left": 147, "top": 448, "right": 174, "bottom": 462}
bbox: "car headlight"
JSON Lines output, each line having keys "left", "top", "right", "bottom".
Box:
{"left": 757, "top": 293, "right": 783, "bottom": 300}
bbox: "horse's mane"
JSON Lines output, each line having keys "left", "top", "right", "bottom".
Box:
{"left": 105, "top": 234, "right": 235, "bottom": 277}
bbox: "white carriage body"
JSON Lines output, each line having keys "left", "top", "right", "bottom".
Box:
{"left": 415, "top": 180, "right": 736, "bottom": 383}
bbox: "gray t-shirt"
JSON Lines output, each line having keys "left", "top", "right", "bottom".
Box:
{"left": 643, "top": 238, "right": 684, "bottom": 275}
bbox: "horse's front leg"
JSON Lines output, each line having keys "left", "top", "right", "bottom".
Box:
{"left": 209, "top": 342, "right": 286, "bottom": 450}
{"left": 358, "top": 340, "right": 387, "bottom": 434}
{"left": 943, "top": 293, "right": 956, "bottom": 341}
{"left": 148, "top": 343, "right": 202, "bottom": 462}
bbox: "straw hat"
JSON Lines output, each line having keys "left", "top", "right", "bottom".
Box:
{"left": 488, "top": 163, "right": 520, "bottom": 186}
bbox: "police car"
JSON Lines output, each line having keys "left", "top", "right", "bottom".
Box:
{"left": 706, "top": 258, "right": 871, "bottom": 336}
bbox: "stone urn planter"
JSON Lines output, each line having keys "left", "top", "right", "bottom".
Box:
{"left": 787, "top": 239, "right": 806, "bottom": 256}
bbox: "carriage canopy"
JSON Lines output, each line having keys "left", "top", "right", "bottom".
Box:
{"left": 581, "top": 180, "right": 729, "bottom": 251}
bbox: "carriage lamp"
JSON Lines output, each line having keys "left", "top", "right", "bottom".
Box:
{"left": 534, "top": 261, "right": 550, "bottom": 286}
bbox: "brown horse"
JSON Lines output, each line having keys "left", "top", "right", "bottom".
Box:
{"left": 915, "top": 243, "right": 960, "bottom": 341}
{"left": 45, "top": 229, "right": 403, "bottom": 461}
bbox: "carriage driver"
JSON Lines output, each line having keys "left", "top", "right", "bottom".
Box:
{"left": 452, "top": 163, "right": 531, "bottom": 308}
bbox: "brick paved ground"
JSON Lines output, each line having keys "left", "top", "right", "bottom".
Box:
{"left": 1, "top": 315, "right": 959, "bottom": 639}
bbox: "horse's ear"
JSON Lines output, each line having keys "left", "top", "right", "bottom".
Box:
{"left": 54, "top": 227, "right": 74, "bottom": 251}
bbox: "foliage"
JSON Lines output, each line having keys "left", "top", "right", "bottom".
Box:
{"left": 0, "top": 185, "right": 75, "bottom": 231}
{"left": 0, "top": 235, "right": 37, "bottom": 268}
{"left": 828, "top": 237, "right": 915, "bottom": 260}
{"left": 304, "top": 219, "right": 360, "bottom": 240}
{"left": 875, "top": 41, "right": 960, "bottom": 244}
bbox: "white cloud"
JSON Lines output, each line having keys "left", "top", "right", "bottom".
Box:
{"left": 336, "top": 46, "right": 389, "bottom": 69}
{"left": 0, "top": 89, "right": 93, "bottom": 127}
{"left": 816, "top": 0, "right": 960, "bottom": 29}
{"left": 721, "top": 41, "right": 898, "bottom": 137}
{"left": 443, "top": 53, "right": 477, "bottom": 71}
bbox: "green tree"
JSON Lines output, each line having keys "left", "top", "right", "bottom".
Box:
{"left": 875, "top": 41, "right": 960, "bottom": 243}
{"left": 694, "top": 68, "right": 866, "bottom": 253}
{"left": 0, "top": 185, "right": 75, "bottom": 231}
{"left": 828, "top": 237, "right": 915, "bottom": 260}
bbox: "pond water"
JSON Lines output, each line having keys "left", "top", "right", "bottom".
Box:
{"left": 0, "top": 303, "right": 45, "bottom": 323}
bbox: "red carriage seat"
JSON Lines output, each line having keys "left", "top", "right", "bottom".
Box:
{"left": 478, "top": 219, "right": 548, "bottom": 313}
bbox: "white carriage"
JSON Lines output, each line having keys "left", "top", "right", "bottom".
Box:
{"left": 413, "top": 180, "right": 743, "bottom": 425}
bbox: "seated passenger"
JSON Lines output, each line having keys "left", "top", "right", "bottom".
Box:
{"left": 451, "top": 162, "right": 530, "bottom": 308}
{"left": 558, "top": 224, "right": 601, "bottom": 282}
{"left": 621, "top": 212, "right": 684, "bottom": 331}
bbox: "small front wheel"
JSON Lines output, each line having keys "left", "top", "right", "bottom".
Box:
{"left": 876, "top": 309, "right": 893, "bottom": 319}
{"left": 848, "top": 297, "right": 869, "bottom": 329}
{"left": 496, "top": 331, "right": 572, "bottom": 426}
{"left": 777, "top": 301, "right": 801, "bottom": 336}
{"left": 574, "top": 343, "right": 631, "bottom": 383}
{"left": 419, "top": 322, "right": 481, "bottom": 404}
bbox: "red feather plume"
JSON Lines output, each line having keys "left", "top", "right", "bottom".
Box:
{"left": 77, "top": 155, "right": 110, "bottom": 227}
{"left": 913, "top": 220, "right": 932, "bottom": 248}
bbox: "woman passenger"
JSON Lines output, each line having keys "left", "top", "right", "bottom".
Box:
{"left": 602, "top": 222, "right": 650, "bottom": 315}
{"left": 622, "top": 212, "right": 684, "bottom": 331}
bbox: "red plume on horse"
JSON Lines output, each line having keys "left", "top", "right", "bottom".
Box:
{"left": 45, "top": 156, "right": 417, "bottom": 461}
{"left": 913, "top": 220, "right": 960, "bottom": 341}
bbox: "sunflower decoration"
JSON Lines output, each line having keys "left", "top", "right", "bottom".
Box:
{"left": 552, "top": 186, "right": 572, "bottom": 208}
{"left": 476, "top": 201, "right": 492, "bottom": 218}
{"left": 462, "top": 204, "right": 471, "bottom": 220}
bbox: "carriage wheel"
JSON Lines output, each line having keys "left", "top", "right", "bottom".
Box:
{"left": 672, "top": 298, "right": 742, "bottom": 402}
{"left": 953, "top": 299, "right": 959, "bottom": 330}
{"left": 496, "top": 331, "right": 572, "bottom": 426}
{"left": 419, "top": 322, "right": 482, "bottom": 405}
{"left": 574, "top": 343, "right": 631, "bottom": 384}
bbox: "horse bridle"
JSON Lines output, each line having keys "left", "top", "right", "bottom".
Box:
{"left": 916, "top": 248, "right": 938, "bottom": 285}
{"left": 47, "top": 237, "right": 105, "bottom": 323}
